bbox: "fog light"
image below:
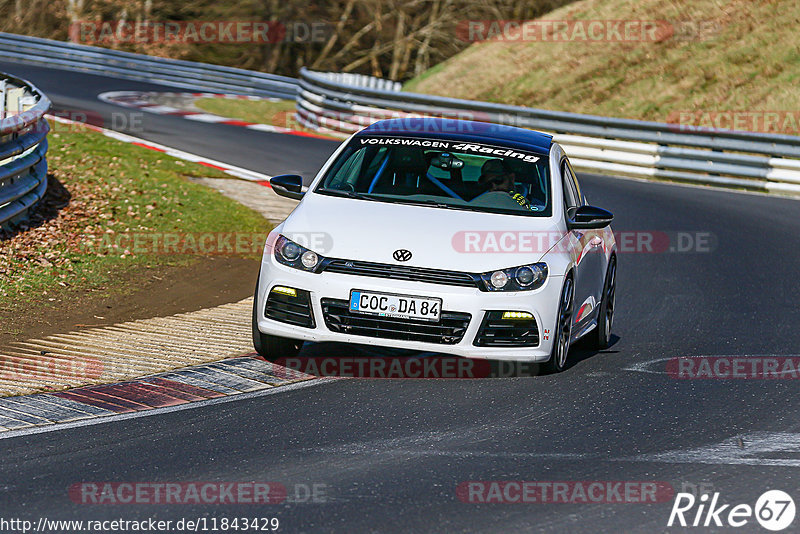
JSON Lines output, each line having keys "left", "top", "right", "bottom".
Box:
{"left": 490, "top": 270, "right": 509, "bottom": 288}
{"left": 502, "top": 311, "right": 534, "bottom": 320}
{"left": 301, "top": 250, "right": 319, "bottom": 269}
{"left": 271, "top": 286, "right": 297, "bottom": 297}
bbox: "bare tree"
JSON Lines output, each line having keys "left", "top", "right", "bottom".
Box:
{"left": 0, "top": 0, "right": 577, "bottom": 80}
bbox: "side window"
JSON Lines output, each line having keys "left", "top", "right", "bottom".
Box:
{"left": 564, "top": 159, "right": 584, "bottom": 205}
{"left": 561, "top": 160, "right": 579, "bottom": 209}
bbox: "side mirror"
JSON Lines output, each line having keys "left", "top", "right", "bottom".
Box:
{"left": 270, "top": 174, "right": 304, "bottom": 200}
{"left": 567, "top": 205, "right": 614, "bottom": 230}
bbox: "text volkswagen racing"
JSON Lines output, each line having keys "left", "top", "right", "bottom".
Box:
{"left": 253, "top": 119, "right": 616, "bottom": 373}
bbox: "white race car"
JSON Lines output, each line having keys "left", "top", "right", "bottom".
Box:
{"left": 253, "top": 119, "right": 616, "bottom": 372}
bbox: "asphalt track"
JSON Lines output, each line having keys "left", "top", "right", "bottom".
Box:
{"left": 3, "top": 59, "right": 800, "bottom": 533}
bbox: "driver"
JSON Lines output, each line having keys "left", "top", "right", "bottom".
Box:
{"left": 478, "top": 159, "right": 532, "bottom": 210}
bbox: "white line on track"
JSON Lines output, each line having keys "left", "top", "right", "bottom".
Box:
{"left": 620, "top": 432, "right": 800, "bottom": 467}
{"left": 302, "top": 432, "right": 800, "bottom": 467}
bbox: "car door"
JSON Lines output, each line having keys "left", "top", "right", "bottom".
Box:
{"left": 562, "top": 159, "right": 605, "bottom": 332}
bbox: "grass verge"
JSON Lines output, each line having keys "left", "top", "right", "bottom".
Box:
{"left": 194, "top": 98, "right": 343, "bottom": 139}
{"left": 195, "top": 97, "right": 296, "bottom": 124}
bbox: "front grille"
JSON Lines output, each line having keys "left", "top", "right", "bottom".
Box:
{"left": 474, "top": 312, "right": 539, "bottom": 347}
{"left": 321, "top": 298, "right": 471, "bottom": 345}
{"left": 265, "top": 288, "right": 315, "bottom": 328}
{"left": 321, "top": 259, "right": 480, "bottom": 289}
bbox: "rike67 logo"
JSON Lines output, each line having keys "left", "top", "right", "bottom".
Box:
{"left": 668, "top": 490, "right": 795, "bottom": 531}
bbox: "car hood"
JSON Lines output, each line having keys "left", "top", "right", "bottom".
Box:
{"left": 279, "top": 193, "right": 565, "bottom": 272}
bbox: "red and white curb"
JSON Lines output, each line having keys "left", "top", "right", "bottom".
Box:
{"left": 98, "top": 90, "right": 331, "bottom": 139}
{"left": 48, "top": 114, "right": 273, "bottom": 185}
{"left": 0, "top": 354, "right": 317, "bottom": 435}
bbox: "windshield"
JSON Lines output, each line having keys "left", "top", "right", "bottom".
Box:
{"left": 314, "top": 136, "right": 552, "bottom": 217}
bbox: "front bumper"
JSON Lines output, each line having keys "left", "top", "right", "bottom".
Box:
{"left": 256, "top": 253, "right": 563, "bottom": 362}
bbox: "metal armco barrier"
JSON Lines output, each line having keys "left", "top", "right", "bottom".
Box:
{"left": 0, "top": 33, "right": 299, "bottom": 99}
{"left": 0, "top": 71, "right": 50, "bottom": 229}
{"left": 297, "top": 68, "right": 800, "bottom": 195}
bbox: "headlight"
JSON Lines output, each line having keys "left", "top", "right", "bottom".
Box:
{"left": 301, "top": 250, "right": 319, "bottom": 269}
{"left": 490, "top": 270, "right": 509, "bottom": 289}
{"left": 480, "top": 263, "right": 547, "bottom": 291}
{"left": 281, "top": 240, "right": 301, "bottom": 261}
{"left": 515, "top": 266, "right": 535, "bottom": 286}
{"left": 274, "top": 235, "right": 324, "bottom": 272}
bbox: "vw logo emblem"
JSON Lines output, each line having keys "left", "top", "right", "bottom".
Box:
{"left": 393, "top": 249, "right": 412, "bottom": 262}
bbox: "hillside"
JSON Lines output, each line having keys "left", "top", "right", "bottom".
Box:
{"left": 405, "top": 0, "right": 800, "bottom": 132}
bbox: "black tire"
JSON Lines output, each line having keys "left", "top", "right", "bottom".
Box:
{"left": 589, "top": 256, "right": 616, "bottom": 350}
{"left": 252, "top": 272, "right": 303, "bottom": 361}
{"left": 542, "top": 276, "right": 575, "bottom": 374}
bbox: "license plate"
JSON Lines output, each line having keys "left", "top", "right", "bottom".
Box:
{"left": 349, "top": 290, "right": 442, "bottom": 322}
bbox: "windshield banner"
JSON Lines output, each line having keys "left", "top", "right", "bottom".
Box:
{"left": 358, "top": 137, "right": 542, "bottom": 163}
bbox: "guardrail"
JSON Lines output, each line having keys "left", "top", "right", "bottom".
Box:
{"left": 0, "top": 71, "right": 51, "bottom": 229}
{"left": 297, "top": 68, "right": 800, "bottom": 195}
{"left": 0, "top": 32, "right": 299, "bottom": 100}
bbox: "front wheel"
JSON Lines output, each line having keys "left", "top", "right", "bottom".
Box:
{"left": 589, "top": 257, "right": 616, "bottom": 350}
{"left": 252, "top": 273, "right": 302, "bottom": 361}
{"left": 542, "top": 277, "right": 574, "bottom": 374}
